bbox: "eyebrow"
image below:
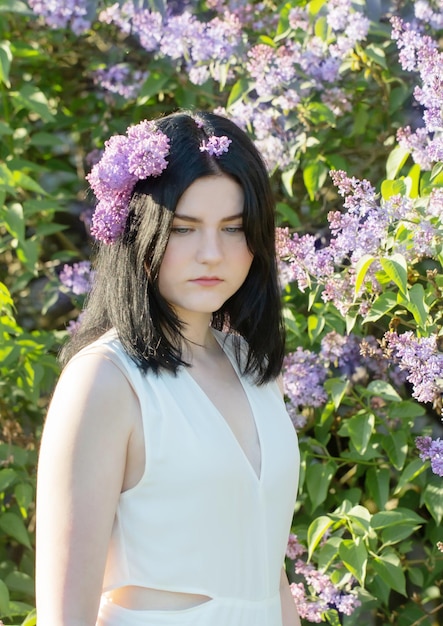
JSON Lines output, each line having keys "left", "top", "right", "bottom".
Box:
{"left": 173, "top": 213, "right": 244, "bottom": 223}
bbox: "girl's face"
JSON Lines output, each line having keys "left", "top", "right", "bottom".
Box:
{"left": 158, "top": 175, "right": 253, "bottom": 324}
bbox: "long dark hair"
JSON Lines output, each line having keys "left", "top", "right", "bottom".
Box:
{"left": 61, "top": 110, "right": 285, "bottom": 384}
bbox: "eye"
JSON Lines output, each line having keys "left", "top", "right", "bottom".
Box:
{"left": 171, "top": 226, "right": 192, "bottom": 234}
{"left": 223, "top": 225, "right": 244, "bottom": 233}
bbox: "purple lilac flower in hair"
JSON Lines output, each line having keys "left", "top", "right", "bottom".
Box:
{"left": 86, "top": 121, "right": 170, "bottom": 244}
{"left": 199, "top": 135, "right": 232, "bottom": 157}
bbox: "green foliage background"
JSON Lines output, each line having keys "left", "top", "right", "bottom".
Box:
{"left": 0, "top": 1, "right": 442, "bottom": 625}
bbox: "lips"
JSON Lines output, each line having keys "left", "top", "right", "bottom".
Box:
{"left": 190, "top": 277, "right": 223, "bottom": 286}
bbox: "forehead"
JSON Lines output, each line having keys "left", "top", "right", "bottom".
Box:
{"left": 174, "top": 175, "right": 244, "bottom": 218}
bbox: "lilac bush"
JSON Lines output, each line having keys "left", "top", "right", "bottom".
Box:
{"left": 2, "top": 1, "right": 443, "bottom": 624}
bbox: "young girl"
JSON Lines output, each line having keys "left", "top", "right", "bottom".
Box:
{"left": 36, "top": 111, "right": 301, "bottom": 626}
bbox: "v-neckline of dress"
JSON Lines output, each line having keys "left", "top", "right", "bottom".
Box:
{"left": 182, "top": 331, "right": 263, "bottom": 484}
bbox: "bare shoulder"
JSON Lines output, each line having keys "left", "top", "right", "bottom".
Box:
{"left": 44, "top": 350, "right": 140, "bottom": 445}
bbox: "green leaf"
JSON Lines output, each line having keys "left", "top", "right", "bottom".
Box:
{"left": 324, "top": 609, "right": 341, "bottom": 626}
{"left": 365, "top": 467, "right": 390, "bottom": 510}
{"left": 21, "top": 609, "right": 37, "bottom": 626}
{"left": 0, "top": 511, "right": 32, "bottom": 548}
{"left": 14, "top": 482, "right": 34, "bottom": 517}
{"left": 338, "top": 538, "right": 367, "bottom": 585}
{"left": 2, "top": 203, "right": 25, "bottom": 241}
{"left": 0, "top": 0, "right": 32, "bottom": 13}
{"left": 422, "top": 477, "right": 443, "bottom": 525}
{"left": 227, "top": 78, "right": 248, "bottom": 108}
{"left": 307, "top": 515, "right": 334, "bottom": 560}
{"left": 382, "top": 431, "right": 408, "bottom": 470}
{"left": 0, "top": 467, "right": 17, "bottom": 492}
{"left": 372, "top": 553, "right": 406, "bottom": 596}
{"left": 307, "top": 314, "right": 324, "bottom": 343}
{"left": 345, "top": 306, "right": 358, "bottom": 334}
{"left": 430, "top": 162, "right": 443, "bottom": 183}
{"left": 371, "top": 509, "right": 425, "bottom": 530}
{"left": 380, "top": 254, "right": 408, "bottom": 295}
{"left": 386, "top": 145, "right": 410, "bottom": 180}
{"left": 366, "top": 380, "right": 401, "bottom": 402}
{"left": 303, "top": 160, "right": 328, "bottom": 201}
{"left": 398, "top": 283, "right": 429, "bottom": 329}
{"left": 314, "top": 15, "right": 328, "bottom": 40}
{"left": 308, "top": 0, "right": 327, "bottom": 16}
{"left": 388, "top": 400, "right": 425, "bottom": 420}
{"left": 354, "top": 254, "right": 375, "bottom": 297}
{"left": 12, "top": 84, "right": 55, "bottom": 122}
{"left": 0, "top": 40, "right": 12, "bottom": 87}
{"left": 365, "top": 43, "right": 387, "bottom": 69}
{"left": 281, "top": 167, "right": 296, "bottom": 198}
{"left": 137, "top": 71, "right": 171, "bottom": 102}
{"left": 12, "top": 170, "right": 47, "bottom": 195}
{"left": 306, "top": 461, "right": 337, "bottom": 511}
{"left": 4, "top": 571, "right": 34, "bottom": 596}
{"left": 16, "top": 239, "right": 39, "bottom": 274}
{"left": 394, "top": 458, "right": 428, "bottom": 495}
{"left": 406, "top": 163, "right": 421, "bottom": 198}
{"left": 346, "top": 412, "right": 375, "bottom": 455}
{"left": 324, "top": 377, "right": 348, "bottom": 409}
{"left": 380, "top": 178, "right": 407, "bottom": 200}
{"left": 363, "top": 291, "right": 397, "bottom": 323}
{"left": 0, "top": 578, "right": 9, "bottom": 616}
{"left": 381, "top": 522, "right": 419, "bottom": 545}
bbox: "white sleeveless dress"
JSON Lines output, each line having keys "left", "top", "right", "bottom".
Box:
{"left": 74, "top": 329, "right": 299, "bottom": 626}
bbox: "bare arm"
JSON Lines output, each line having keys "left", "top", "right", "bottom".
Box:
{"left": 36, "top": 354, "right": 139, "bottom": 626}
{"left": 280, "top": 568, "right": 301, "bottom": 626}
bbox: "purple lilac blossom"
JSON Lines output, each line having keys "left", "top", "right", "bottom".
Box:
{"left": 391, "top": 17, "right": 443, "bottom": 169}
{"left": 415, "top": 0, "right": 443, "bottom": 29}
{"left": 67, "top": 312, "right": 85, "bottom": 336}
{"left": 291, "top": 559, "right": 361, "bottom": 621}
{"left": 277, "top": 170, "right": 442, "bottom": 315}
{"left": 286, "top": 534, "right": 307, "bottom": 560}
{"left": 384, "top": 331, "right": 443, "bottom": 404}
{"left": 59, "top": 262, "right": 95, "bottom": 296}
{"left": 283, "top": 348, "right": 328, "bottom": 427}
{"left": 288, "top": 7, "right": 310, "bottom": 31}
{"left": 190, "top": 13, "right": 242, "bottom": 64}
{"left": 92, "top": 64, "right": 148, "bottom": 99}
{"left": 416, "top": 436, "right": 443, "bottom": 476}
{"left": 86, "top": 122, "right": 170, "bottom": 244}
{"left": 199, "top": 135, "right": 232, "bottom": 157}
{"left": 28, "top": 0, "right": 91, "bottom": 33}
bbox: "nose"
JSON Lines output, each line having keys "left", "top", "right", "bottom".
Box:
{"left": 195, "top": 229, "right": 223, "bottom": 264}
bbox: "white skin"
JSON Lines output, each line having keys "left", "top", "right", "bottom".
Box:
{"left": 36, "top": 174, "right": 300, "bottom": 626}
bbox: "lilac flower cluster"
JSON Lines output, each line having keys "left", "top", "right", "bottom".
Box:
{"left": 199, "top": 135, "right": 232, "bottom": 156}
{"left": 391, "top": 17, "right": 443, "bottom": 168}
{"left": 290, "top": 560, "right": 361, "bottom": 622}
{"left": 66, "top": 311, "right": 85, "bottom": 336}
{"left": 215, "top": 1, "right": 370, "bottom": 170}
{"left": 416, "top": 436, "right": 443, "bottom": 476}
{"left": 28, "top": 0, "right": 91, "bottom": 34}
{"left": 277, "top": 169, "right": 443, "bottom": 315}
{"left": 92, "top": 64, "right": 149, "bottom": 100}
{"left": 86, "top": 121, "right": 170, "bottom": 244}
{"left": 283, "top": 348, "right": 328, "bottom": 428}
{"left": 285, "top": 534, "right": 361, "bottom": 621}
{"left": 383, "top": 331, "right": 443, "bottom": 405}
{"left": 414, "top": 0, "right": 443, "bottom": 30}
{"left": 59, "top": 261, "right": 95, "bottom": 296}
{"left": 286, "top": 533, "right": 307, "bottom": 560}
{"left": 97, "top": 3, "right": 243, "bottom": 87}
